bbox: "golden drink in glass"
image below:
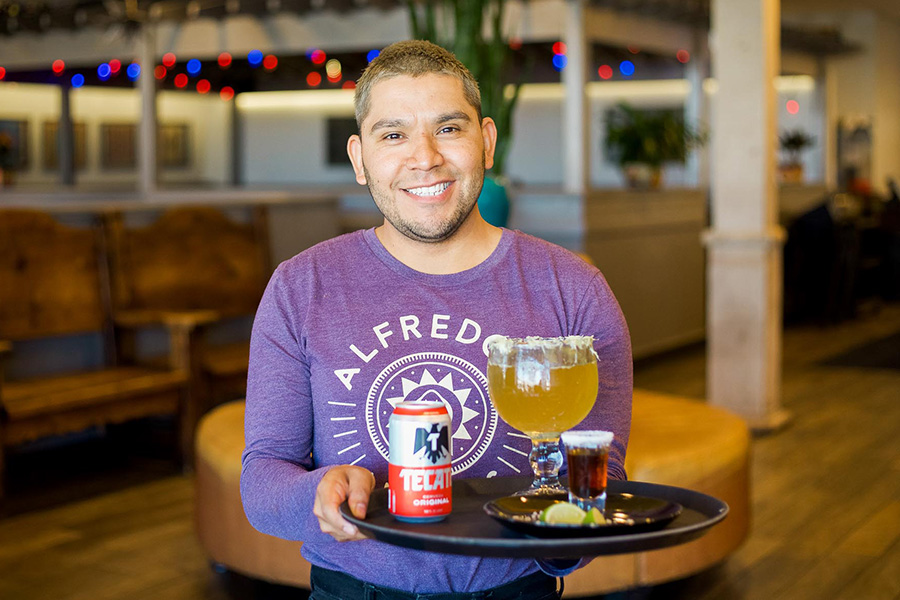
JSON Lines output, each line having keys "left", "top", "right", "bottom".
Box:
{"left": 486, "top": 336, "right": 599, "bottom": 494}
{"left": 487, "top": 362, "right": 598, "bottom": 436}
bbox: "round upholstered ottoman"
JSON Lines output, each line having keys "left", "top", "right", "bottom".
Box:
{"left": 194, "top": 400, "right": 310, "bottom": 587}
{"left": 194, "top": 392, "right": 750, "bottom": 595}
{"left": 563, "top": 390, "right": 751, "bottom": 596}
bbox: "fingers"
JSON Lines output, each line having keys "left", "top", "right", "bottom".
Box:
{"left": 313, "top": 466, "right": 375, "bottom": 542}
{"left": 346, "top": 467, "right": 376, "bottom": 519}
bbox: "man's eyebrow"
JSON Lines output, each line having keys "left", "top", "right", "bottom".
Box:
{"left": 368, "top": 111, "right": 472, "bottom": 134}
{"left": 436, "top": 111, "right": 472, "bottom": 125}
{"left": 369, "top": 118, "right": 409, "bottom": 134}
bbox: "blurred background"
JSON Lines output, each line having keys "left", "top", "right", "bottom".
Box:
{"left": 0, "top": 1, "right": 898, "bottom": 599}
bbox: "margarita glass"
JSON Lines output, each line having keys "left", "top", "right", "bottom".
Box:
{"left": 486, "top": 335, "right": 599, "bottom": 494}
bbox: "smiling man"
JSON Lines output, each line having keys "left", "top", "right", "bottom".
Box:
{"left": 347, "top": 48, "right": 501, "bottom": 273}
{"left": 241, "top": 40, "right": 633, "bottom": 600}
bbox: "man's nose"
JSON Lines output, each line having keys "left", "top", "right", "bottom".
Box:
{"left": 406, "top": 134, "right": 444, "bottom": 170}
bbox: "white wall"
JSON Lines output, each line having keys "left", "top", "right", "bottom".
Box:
{"left": 0, "top": 83, "right": 231, "bottom": 185}
{"left": 237, "top": 91, "right": 356, "bottom": 185}
{"left": 785, "top": 9, "right": 900, "bottom": 194}
{"left": 237, "top": 79, "right": 820, "bottom": 189}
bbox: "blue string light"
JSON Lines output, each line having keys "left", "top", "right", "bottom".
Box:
{"left": 619, "top": 60, "right": 635, "bottom": 77}
{"left": 552, "top": 54, "right": 568, "bottom": 71}
{"left": 97, "top": 63, "right": 111, "bottom": 80}
{"left": 186, "top": 58, "right": 201, "bottom": 75}
{"left": 126, "top": 63, "right": 141, "bottom": 81}
{"left": 366, "top": 49, "right": 381, "bottom": 63}
{"left": 248, "top": 49, "right": 263, "bottom": 67}
{"left": 71, "top": 73, "right": 85, "bottom": 87}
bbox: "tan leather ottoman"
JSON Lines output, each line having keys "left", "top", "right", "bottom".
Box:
{"left": 195, "top": 400, "right": 310, "bottom": 588}
{"left": 194, "top": 391, "right": 750, "bottom": 595}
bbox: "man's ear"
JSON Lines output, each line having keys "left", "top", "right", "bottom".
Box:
{"left": 481, "top": 117, "right": 498, "bottom": 171}
{"left": 347, "top": 134, "right": 367, "bottom": 185}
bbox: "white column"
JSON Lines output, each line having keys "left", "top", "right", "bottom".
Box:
{"left": 137, "top": 24, "right": 158, "bottom": 197}
{"left": 231, "top": 98, "right": 242, "bottom": 186}
{"left": 705, "top": 0, "right": 789, "bottom": 430}
{"left": 819, "top": 58, "right": 839, "bottom": 190}
{"left": 684, "top": 31, "right": 710, "bottom": 189}
{"left": 562, "top": 0, "right": 588, "bottom": 195}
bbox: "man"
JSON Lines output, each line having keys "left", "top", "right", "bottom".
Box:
{"left": 241, "top": 40, "right": 632, "bottom": 599}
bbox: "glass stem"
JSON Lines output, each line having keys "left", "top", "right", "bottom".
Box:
{"left": 529, "top": 437, "right": 563, "bottom": 490}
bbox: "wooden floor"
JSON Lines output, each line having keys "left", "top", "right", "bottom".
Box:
{"left": 1, "top": 303, "right": 899, "bottom": 600}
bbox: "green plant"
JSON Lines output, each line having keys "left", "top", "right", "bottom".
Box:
{"left": 779, "top": 129, "right": 815, "bottom": 165}
{"left": 407, "top": 0, "right": 523, "bottom": 177}
{"left": 604, "top": 103, "right": 706, "bottom": 169}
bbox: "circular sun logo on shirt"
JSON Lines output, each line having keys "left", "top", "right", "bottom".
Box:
{"left": 366, "top": 352, "right": 497, "bottom": 474}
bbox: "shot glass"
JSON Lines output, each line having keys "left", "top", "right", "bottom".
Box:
{"left": 561, "top": 430, "right": 614, "bottom": 513}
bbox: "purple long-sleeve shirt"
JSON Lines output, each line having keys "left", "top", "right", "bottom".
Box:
{"left": 241, "top": 228, "right": 632, "bottom": 594}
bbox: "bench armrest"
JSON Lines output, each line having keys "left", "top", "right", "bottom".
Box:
{"left": 114, "top": 310, "right": 222, "bottom": 372}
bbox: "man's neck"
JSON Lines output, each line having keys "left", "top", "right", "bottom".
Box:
{"left": 375, "top": 216, "right": 503, "bottom": 275}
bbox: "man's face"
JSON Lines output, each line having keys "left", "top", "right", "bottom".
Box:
{"left": 347, "top": 73, "right": 497, "bottom": 243}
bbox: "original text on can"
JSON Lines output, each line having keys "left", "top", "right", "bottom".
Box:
{"left": 388, "top": 401, "right": 453, "bottom": 522}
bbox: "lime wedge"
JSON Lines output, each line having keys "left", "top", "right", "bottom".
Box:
{"left": 539, "top": 502, "right": 587, "bottom": 525}
{"left": 583, "top": 507, "right": 606, "bottom": 526}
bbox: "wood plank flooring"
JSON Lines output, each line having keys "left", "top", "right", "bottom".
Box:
{"left": 1, "top": 303, "right": 898, "bottom": 600}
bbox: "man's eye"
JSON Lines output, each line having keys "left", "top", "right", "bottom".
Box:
{"left": 383, "top": 133, "right": 403, "bottom": 140}
{"left": 439, "top": 126, "right": 460, "bottom": 134}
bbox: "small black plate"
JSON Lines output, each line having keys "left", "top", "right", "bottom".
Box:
{"left": 483, "top": 492, "right": 683, "bottom": 538}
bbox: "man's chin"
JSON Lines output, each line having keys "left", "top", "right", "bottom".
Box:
{"left": 396, "top": 224, "right": 460, "bottom": 244}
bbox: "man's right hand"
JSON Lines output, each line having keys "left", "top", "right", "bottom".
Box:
{"left": 312, "top": 465, "right": 376, "bottom": 542}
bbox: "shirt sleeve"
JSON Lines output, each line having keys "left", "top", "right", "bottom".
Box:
{"left": 240, "top": 264, "right": 336, "bottom": 544}
{"left": 571, "top": 269, "right": 633, "bottom": 482}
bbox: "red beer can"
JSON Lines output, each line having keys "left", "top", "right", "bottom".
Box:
{"left": 387, "top": 401, "right": 453, "bottom": 522}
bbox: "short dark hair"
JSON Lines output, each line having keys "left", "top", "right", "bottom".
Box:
{"left": 354, "top": 40, "right": 482, "bottom": 128}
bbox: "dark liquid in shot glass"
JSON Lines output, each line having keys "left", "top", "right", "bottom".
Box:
{"left": 567, "top": 446, "right": 609, "bottom": 509}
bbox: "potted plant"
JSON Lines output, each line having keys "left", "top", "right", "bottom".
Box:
{"left": 407, "top": 0, "right": 524, "bottom": 226}
{"left": 604, "top": 103, "right": 706, "bottom": 189}
{"left": 778, "top": 129, "right": 815, "bottom": 184}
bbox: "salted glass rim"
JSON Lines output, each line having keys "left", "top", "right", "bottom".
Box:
{"left": 486, "top": 334, "right": 597, "bottom": 353}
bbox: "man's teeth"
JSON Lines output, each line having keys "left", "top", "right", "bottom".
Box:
{"left": 406, "top": 182, "right": 450, "bottom": 197}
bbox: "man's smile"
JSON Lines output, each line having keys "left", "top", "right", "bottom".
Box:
{"left": 403, "top": 182, "right": 452, "bottom": 197}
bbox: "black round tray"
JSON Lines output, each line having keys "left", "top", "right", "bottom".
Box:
{"left": 340, "top": 476, "right": 728, "bottom": 558}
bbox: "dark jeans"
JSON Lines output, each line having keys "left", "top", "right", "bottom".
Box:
{"left": 309, "top": 565, "right": 562, "bottom": 600}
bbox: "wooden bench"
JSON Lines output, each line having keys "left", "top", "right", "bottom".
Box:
{"left": 194, "top": 390, "right": 750, "bottom": 596}
{"left": 0, "top": 209, "right": 192, "bottom": 500}
{"left": 104, "top": 206, "right": 270, "bottom": 414}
